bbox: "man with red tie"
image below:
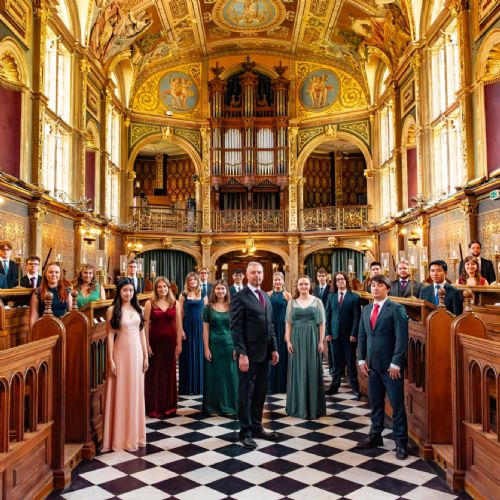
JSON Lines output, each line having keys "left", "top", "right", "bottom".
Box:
{"left": 21, "top": 256, "right": 42, "bottom": 288}
{"left": 356, "top": 274, "right": 409, "bottom": 460}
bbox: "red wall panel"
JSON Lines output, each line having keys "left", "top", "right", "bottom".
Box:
{"left": 0, "top": 86, "right": 21, "bottom": 177}
{"left": 407, "top": 147, "right": 417, "bottom": 203}
{"left": 85, "top": 150, "right": 96, "bottom": 206}
{"left": 485, "top": 81, "right": 500, "bottom": 174}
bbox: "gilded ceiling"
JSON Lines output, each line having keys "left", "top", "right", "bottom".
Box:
{"left": 88, "top": 0, "right": 412, "bottom": 95}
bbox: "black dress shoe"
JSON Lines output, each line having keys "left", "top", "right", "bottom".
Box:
{"left": 253, "top": 430, "right": 278, "bottom": 441}
{"left": 395, "top": 445, "right": 408, "bottom": 460}
{"left": 325, "top": 385, "right": 339, "bottom": 395}
{"left": 240, "top": 437, "right": 257, "bottom": 449}
{"left": 353, "top": 391, "right": 362, "bottom": 400}
{"left": 356, "top": 434, "right": 383, "bottom": 448}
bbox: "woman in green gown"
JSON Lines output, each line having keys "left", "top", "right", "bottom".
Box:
{"left": 202, "top": 279, "right": 238, "bottom": 416}
{"left": 285, "top": 275, "right": 326, "bottom": 419}
{"left": 75, "top": 264, "right": 106, "bottom": 308}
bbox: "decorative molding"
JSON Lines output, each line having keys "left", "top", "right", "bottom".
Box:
{"left": 176, "top": 127, "right": 201, "bottom": 154}
{"left": 338, "top": 120, "right": 370, "bottom": 147}
{"left": 129, "top": 123, "right": 160, "bottom": 149}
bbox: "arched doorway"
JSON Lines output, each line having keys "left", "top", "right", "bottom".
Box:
{"left": 215, "top": 250, "right": 285, "bottom": 292}
{"left": 304, "top": 248, "right": 366, "bottom": 282}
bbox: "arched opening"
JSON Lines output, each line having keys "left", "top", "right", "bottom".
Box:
{"left": 401, "top": 116, "right": 418, "bottom": 210}
{"left": 215, "top": 249, "right": 285, "bottom": 292}
{"left": 24, "top": 367, "right": 37, "bottom": 433}
{"left": 140, "top": 249, "right": 197, "bottom": 295}
{"left": 37, "top": 362, "right": 48, "bottom": 424}
{"left": 484, "top": 367, "right": 497, "bottom": 434}
{"left": 304, "top": 248, "right": 366, "bottom": 284}
{"left": 470, "top": 362, "right": 482, "bottom": 424}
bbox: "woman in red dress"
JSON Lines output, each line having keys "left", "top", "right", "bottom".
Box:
{"left": 144, "top": 277, "right": 183, "bottom": 417}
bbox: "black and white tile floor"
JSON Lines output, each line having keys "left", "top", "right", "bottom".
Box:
{"left": 49, "top": 376, "right": 470, "bottom": 500}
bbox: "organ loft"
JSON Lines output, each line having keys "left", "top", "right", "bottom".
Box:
{"left": 0, "top": 1, "right": 499, "bottom": 499}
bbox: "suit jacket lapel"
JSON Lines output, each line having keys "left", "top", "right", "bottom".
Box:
{"left": 365, "top": 303, "right": 374, "bottom": 332}
{"left": 374, "top": 300, "right": 390, "bottom": 330}
{"left": 340, "top": 290, "right": 350, "bottom": 310}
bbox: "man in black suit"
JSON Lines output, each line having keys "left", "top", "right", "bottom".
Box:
{"left": 199, "top": 267, "right": 213, "bottom": 298}
{"left": 325, "top": 271, "right": 361, "bottom": 398}
{"left": 313, "top": 268, "right": 333, "bottom": 373}
{"left": 419, "top": 260, "right": 462, "bottom": 315}
{"left": 127, "top": 259, "right": 144, "bottom": 293}
{"left": 229, "top": 268, "right": 244, "bottom": 297}
{"left": 0, "top": 240, "right": 19, "bottom": 288}
{"left": 390, "top": 260, "right": 423, "bottom": 298}
{"left": 357, "top": 274, "right": 409, "bottom": 460}
{"left": 458, "top": 241, "right": 496, "bottom": 284}
{"left": 20, "top": 256, "right": 42, "bottom": 288}
{"left": 230, "top": 261, "right": 279, "bottom": 449}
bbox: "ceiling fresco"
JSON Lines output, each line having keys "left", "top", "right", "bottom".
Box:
{"left": 88, "top": 0, "right": 412, "bottom": 93}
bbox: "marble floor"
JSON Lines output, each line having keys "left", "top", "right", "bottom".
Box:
{"left": 49, "top": 375, "right": 470, "bottom": 500}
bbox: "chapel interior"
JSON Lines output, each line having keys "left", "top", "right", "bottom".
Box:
{"left": 0, "top": 0, "right": 499, "bottom": 499}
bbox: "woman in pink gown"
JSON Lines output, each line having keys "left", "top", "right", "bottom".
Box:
{"left": 103, "top": 278, "right": 149, "bottom": 452}
{"left": 144, "top": 277, "right": 183, "bottom": 417}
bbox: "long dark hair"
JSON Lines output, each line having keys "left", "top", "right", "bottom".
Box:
{"left": 110, "top": 278, "right": 144, "bottom": 330}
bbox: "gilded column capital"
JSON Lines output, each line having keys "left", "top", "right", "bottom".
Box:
{"left": 364, "top": 168, "right": 375, "bottom": 179}
{"left": 29, "top": 205, "right": 47, "bottom": 221}
{"left": 288, "top": 236, "right": 300, "bottom": 247}
{"left": 200, "top": 237, "right": 212, "bottom": 247}
{"left": 449, "top": 0, "right": 470, "bottom": 15}
{"left": 459, "top": 199, "right": 477, "bottom": 216}
{"left": 80, "top": 58, "right": 91, "bottom": 74}
{"left": 411, "top": 53, "right": 422, "bottom": 72}
{"left": 34, "top": 3, "right": 51, "bottom": 24}
{"left": 125, "top": 170, "right": 136, "bottom": 181}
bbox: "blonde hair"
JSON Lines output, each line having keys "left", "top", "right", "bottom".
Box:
{"left": 153, "top": 277, "right": 176, "bottom": 306}
{"left": 184, "top": 271, "right": 201, "bottom": 297}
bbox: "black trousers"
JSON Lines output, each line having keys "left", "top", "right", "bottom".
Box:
{"left": 331, "top": 337, "right": 359, "bottom": 391}
{"left": 238, "top": 360, "right": 270, "bottom": 438}
{"left": 368, "top": 367, "right": 408, "bottom": 445}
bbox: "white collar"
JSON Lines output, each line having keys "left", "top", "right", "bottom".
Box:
{"left": 373, "top": 297, "right": 388, "bottom": 307}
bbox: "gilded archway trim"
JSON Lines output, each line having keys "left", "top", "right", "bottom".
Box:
{"left": 296, "top": 130, "right": 373, "bottom": 178}
{"left": 135, "top": 242, "right": 202, "bottom": 266}
{"left": 126, "top": 132, "right": 203, "bottom": 178}
{"left": 210, "top": 244, "right": 290, "bottom": 267}
{"left": 0, "top": 37, "right": 29, "bottom": 88}
{"left": 475, "top": 29, "right": 500, "bottom": 83}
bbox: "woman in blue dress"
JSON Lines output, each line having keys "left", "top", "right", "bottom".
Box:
{"left": 179, "top": 271, "right": 207, "bottom": 394}
{"left": 268, "top": 271, "right": 291, "bottom": 393}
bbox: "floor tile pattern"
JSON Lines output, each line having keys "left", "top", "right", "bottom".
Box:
{"left": 49, "top": 376, "right": 470, "bottom": 500}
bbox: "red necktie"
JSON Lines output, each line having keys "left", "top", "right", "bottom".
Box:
{"left": 255, "top": 289, "right": 266, "bottom": 308}
{"left": 370, "top": 303, "right": 380, "bottom": 330}
{"left": 30, "top": 277, "right": 36, "bottom": 288}
{"left": 339, "top": 292, "right": 344, "bottom": 306}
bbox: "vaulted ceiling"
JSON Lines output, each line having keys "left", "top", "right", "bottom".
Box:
{"left": 89, "top": 0, "right": 413, "bottom": 93}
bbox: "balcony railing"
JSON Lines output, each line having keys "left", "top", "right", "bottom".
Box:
{"left": 212, "top": 209, "right": 287, "bottom": 233}
{"left": 130, "top": 207, "right": 201, "bottom": 232}
{"left": 301, "top": 205, "right": 369, "bottom": 231}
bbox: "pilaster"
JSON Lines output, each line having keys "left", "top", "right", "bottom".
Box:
{"left": 28, "top": 202, "right": 47, "bottom": 258}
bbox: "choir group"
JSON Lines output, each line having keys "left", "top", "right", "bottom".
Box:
{"left": 1, "top": 238, "right": 497, "bottom": 460}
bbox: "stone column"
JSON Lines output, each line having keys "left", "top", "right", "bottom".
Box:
{"left": 410, "top": 52, "right": 425, "bottom": 195}
{"left": 200, "top": 236, "right": 212, "bottom": 278}
{"left": 79, "top": 58, "right": 91, "bottom": 199}
{"left": 31, "top": 2, "right": 51, "bottom": 186}
{"left": 287, "top": 127, "right": 299, "bottom": 231}
{"left": 28, "top": 202, "right": 47, "bottom": 257}
{"left": 460, "top": 197, "right": 478, "bottom": 245}
{"left": 288, "top": 236, "right": 300, "bottom": 292}
{"left": 390, "top": 83, "right": 403, "bottom": 212}
{"left": 451, "top": 1, "right": 475, "bottom": 182}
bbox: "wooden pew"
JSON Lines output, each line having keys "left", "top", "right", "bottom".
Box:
{"left": 0, "top": 289, "right": 32, "bottom": 350}
{"left": 64, "top": 295, "right": 113, "bottom": 458}
{"left": 448, "top": 296, "right": 497, "bottom": 497}
{"left": 0, "top": 295, "right": 67, "bottom": 499}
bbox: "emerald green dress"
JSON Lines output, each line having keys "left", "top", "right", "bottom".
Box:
{"left": 202, "top": 305, "right": 238, "bottom": 416}
{"left": 285, "top": 297, "right": 326, "bottom": 419}
{"left": 76, "top": 287, "right": 101, "bottom": 308}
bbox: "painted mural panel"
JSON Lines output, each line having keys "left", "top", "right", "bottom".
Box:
{"left": 159, "top": 71, "right": 199, "bottom": 114}
{"left": 299, "top": 69, "right": 340, "bottom": 112}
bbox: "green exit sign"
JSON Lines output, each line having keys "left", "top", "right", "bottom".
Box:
{"left": 491, "top": 190, "right": 500, "bottom": 200}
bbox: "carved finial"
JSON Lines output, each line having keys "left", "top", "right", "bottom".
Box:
{"left": 210, "top": 61, "right": 224, "bottom": 78}
{"left": 437, "top": 287, "right": 446, "bottom": 308}
{"left": 463, "top": 288, "right": 473, "bottom": 313}
{"left": 274, "top": 61, "right": 288, "bottom": 77}
{"left": 71, "top": 289, "right": 79, "bottom": 310}
{"left": 44, "top": 292, "right": 54, "bottom": 315}
{"left": 241, "top": 56, "right": 256, "bottom": 73}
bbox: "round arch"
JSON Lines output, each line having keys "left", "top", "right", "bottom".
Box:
{"left": 401, "top": 114, "right": 417, "bottom": 209}
{"left": 296, "top": 131, "right": 373, "bottom": 178}
{"left": 473, "top": 29, "right": 500, "bottom": 178}
{"left": 0, "top": 38, "right": 29, "bottom": 87}
{"left": 210, "top": 244, "right": 290, "bottom": 267}
{"left": 220, "top": 62, "right": 279, "bottom": 81}
{"left": 86, "top": 119, "right": 100, "bottom": 149}
{"left": 299, "top": 242, "right": 367, "bottom": 265}
{"left": 137, "top": 242, "right": 201, "bottom": 266}
{"left": 127, "top": 132, "right": 204, "bottom": 177}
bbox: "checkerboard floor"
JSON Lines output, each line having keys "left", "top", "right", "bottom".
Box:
{"left": 49, "top": 375, "right": 470, "bottom": 500}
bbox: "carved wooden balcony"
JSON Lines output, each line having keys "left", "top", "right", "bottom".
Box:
{"left": 301, "top": 205, "right": 369, "bottom": 231}
{"left": 130, "top": 207, "right": 201, "bottom": 232}
{"left": 212, "top": 209, "right": 287, "bottom": 233}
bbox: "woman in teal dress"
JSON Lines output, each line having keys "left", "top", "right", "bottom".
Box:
{"left": 75, "top": 264, "right": 106, "bottom": 308}
{"left": 268, "top": 272, "right": 291, "bottom": 393}
{"left": 285, "top": 275, "right": 326, "bottom": 419}
{"left": 202, "top": 279, "right": 238, "bottom": 416}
